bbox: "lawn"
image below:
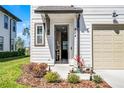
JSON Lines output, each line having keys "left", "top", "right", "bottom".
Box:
{"left": 0, "top": 56, "right": 29, "bottom": 88}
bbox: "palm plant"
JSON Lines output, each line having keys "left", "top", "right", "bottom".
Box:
{"left": 23, "top": 27, "right": 30, "bottom": 55}
{"left": 23, "top": 27, "right": 30, "bottom": 37}
{"left": 16, "top": 37, "right": 24, "bottom": 50}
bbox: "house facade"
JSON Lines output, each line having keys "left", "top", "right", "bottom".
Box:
{"left": 31, "top": 5, "right": 124, "bottom": 70}
{"left": 0, "top": 6, "right": 21, "bottom": 52}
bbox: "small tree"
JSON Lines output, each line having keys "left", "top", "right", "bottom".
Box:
{"left": 16, "top": 37, "right": 24, "bottom": 50}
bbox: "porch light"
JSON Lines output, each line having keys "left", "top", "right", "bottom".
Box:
{"left": 112, "top": 11, "right": 118, "bottom": 17}
{"left": 112, "top": 11, "right": 119, "bottom": 24}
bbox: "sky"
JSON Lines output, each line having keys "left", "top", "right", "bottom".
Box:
{"left": 3, "top": 5, "right": 30, "bottom": 47}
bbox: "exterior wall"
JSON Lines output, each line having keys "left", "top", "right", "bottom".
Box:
{"left": 31, "top": 6, "right": 76, "bottom": 65}
{"left": 31, "top": 6, "right": 52, "bottom": 64}
{"left": 0, "top": 11, "right": 10, "bottom": 51}
{"left": 79, "top": 5, "right": 124, "bottom": 67}
{"left": 31, "top": 5, "right": 124, "bottom": 68}
{"left": 0, "top": 11, "right": 16, "bottom": 52}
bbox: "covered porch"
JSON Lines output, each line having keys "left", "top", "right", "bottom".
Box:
{"left": 34, "top": 6, "right": 84, "bottom": 66}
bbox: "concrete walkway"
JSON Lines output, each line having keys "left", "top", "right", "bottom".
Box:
{"left": 95, "top": 70, "right": 124, "bottom": 88}
{"left": 51, "top": 64, "right": 90, "bottom": 80}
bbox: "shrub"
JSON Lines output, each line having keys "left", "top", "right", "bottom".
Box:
{"left": 92, "top": 75, "right": 102, "bottom": 84}
{"left": 0, "top": 51, "right": 18, "bottom": 59}
{"left": 67, "top": 73, "right": 80, "bottom": 84}
{"left": 18, "top": 48, "right": 25, "bottom": 56}
{"left": 44, "top": 72, "right": 60, "bottom": 83}
{"left": 25, "top": 63, "right": 48, "bottom": 78}
{"left": 0, "top": 48, "right": 25, "bottom": 59}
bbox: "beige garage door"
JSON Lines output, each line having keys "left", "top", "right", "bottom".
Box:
{"left": 93, "top": 24, "right": 124, "bottom": 69}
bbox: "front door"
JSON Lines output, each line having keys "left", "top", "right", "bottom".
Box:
{"left": 55, "top": 25, "right": 68, "bottom": 64}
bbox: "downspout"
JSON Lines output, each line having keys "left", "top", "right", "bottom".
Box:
{"left": 10, "top": 19, "right": 12, "bottom": 52}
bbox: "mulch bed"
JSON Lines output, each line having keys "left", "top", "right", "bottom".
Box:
{"left": 17, "top": 65, "right": 111, "bottom": 88}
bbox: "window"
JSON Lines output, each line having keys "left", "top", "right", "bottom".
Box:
{"left": 13, "top": 20, "right": 16, "bottom": 32}
{"left": 35, "top": 24, "right": 45, "bottom": 46}
{"left": 0, "top": 36, "right": 4, "bottom": 51}
{"left": 4, "top": 15, "right": 8, "bottom": 29}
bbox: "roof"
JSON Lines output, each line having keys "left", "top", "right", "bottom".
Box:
{"left": 35, "top": 6, "right": 83, "bottom": 13}
{"left": 0, "top": 6, "right": 21, "bottom": 22}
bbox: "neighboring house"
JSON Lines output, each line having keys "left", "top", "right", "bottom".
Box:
{"left": 0, "top": 6, "right": 21, "bottom": 52}
{"left": 31, "top": 5, "right": 124, "bottom": 70}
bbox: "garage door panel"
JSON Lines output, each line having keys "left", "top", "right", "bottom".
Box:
{"left": 94, "top": 62, "right": 124, "bottom": 69}
{"left": 94, "top": 44, "right": 113, "bottom": 49}
{"left": 93, "top": 30, "right": 114, "bottom": 35}
{"left": 93, "top": 36, "right": 113, "bottom": 41}
{"left": 93, "top": 26, "right": 124, "bottom": 69}
{"left": 94, "top": 54, "right": 113, "bottom": 58}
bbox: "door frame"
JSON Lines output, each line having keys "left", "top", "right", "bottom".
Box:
{"left": 54, "top": 24, "right": 69, "bottom": 64}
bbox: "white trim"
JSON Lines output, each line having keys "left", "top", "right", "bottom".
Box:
{"left": 90, "top": 23, "right": 93, "bottom": 68}
{"left": 35, "top": 23, "right": 45, "bottom": 45}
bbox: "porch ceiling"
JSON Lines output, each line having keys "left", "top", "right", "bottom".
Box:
{"left": 34, "top": 6, "right": 83, "bottom": 14}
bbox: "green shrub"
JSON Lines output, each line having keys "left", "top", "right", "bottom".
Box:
{"left": 18, "top": 48, "right": 25, "bottom": 56}
{"left": 26, "top": 63, "right": 48, "bottom": 78}
{"left": 0, "top": 51, "right": 18, "bottom": 59}
{"left": 67, "top": 73, "right": 80, "bottom": 84}
{"left": 92, "top": 75, "right": 102, "bottom": 84}
{"left": 44, "top": 72, "right": 60, "bottom": 83}
{"left": 0, "top": 48, "right": 25, "bottom": 59}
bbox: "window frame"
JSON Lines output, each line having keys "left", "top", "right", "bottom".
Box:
{"left": 4, "top": 15, "right": 8, "bottom": 29}
{"left": 35, "top": 23, "right": 45, "bottom": 46}
{"left": 0, "top": 36, "right": 4, "bottom": 51}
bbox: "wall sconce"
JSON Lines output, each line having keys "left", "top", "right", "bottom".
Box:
{"left": 112, "top": 11, "right": 120, "bottom": 34}
{"left": 112, "top": 11, "right": 119, "bottom": 24}
{"left": 112, "top": 11, "right": 118, "bottom": 17}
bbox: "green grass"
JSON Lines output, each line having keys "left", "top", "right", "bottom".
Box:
{"left": 0, "top": 56, "right": 30, "bottom": 88}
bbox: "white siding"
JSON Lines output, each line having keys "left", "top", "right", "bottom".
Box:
{"left": 31, "top": 5, "right": 124, "bottom": 68}
{"left": 31, "top": 6, "right": 75, "bottom": 64}
{"left": 0, "top": 11, "right": 10, "bottom": 51}
{"left": 79, "top": 6, "right": 124, "bottom": 67}
{"left": 31, "top": 6, "right": 52, "bottom": 64}
{"left": 0, "top": 11, "right": 17, "bottom": 52}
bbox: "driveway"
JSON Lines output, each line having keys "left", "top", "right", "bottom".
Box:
{"left": 95, "top": 70, "right": 124, "bottom": 88}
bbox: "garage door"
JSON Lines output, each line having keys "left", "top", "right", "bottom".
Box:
{"left": 93, "top": 24, "right": 124, "bottom": 69}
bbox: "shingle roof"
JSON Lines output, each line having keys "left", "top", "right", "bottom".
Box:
{"left": 0, "top": 6, "right": 21, "bottom": 21}
{"left": 35, "top": 6, "right": 83, "bottom": 13}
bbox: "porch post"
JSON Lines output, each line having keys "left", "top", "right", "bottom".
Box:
{"left": 77, "top": 14, "right": 80, "bottom": 59}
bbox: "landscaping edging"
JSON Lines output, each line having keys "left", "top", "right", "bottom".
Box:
{"left": 17, "top": 64, "right": 111, "bottom": 88}
{"left": 17, "top": 72, "right": 111, "bottom": 88}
